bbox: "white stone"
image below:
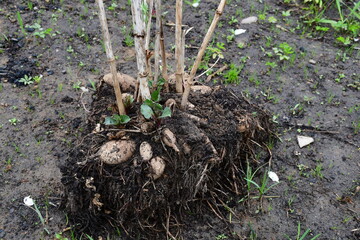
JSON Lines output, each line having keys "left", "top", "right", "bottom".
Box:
{"left": 268, "top": 171, "right": 279, "bottom": 182}
{"left": 234, "top": 29, "right": 246, "bottom": 35}
{"left": 24, "top": 196, "right": 34, "bottom": 206}
{"left": 297, "top": 135, "right": 314, "bottom": 148}
{"left": 241, "top": 16, "right": 258, "bottom": 24}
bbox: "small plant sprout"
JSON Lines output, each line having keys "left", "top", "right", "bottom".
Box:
{"left": 104, "top": 114, "right": 131, "bottom": 126}
{"left": 19, "top": 75, "right": 34, "bottom": 85}
{"left": 140, "top": 90, "right": 172, "bottom": 124}
{"left": 23, "top": 196, "right": 49, "bottom": 234}
{"left": 185, "top": 0, "right": 200, "bottom": 8}
{"left": 72, "top": 81, "right": 82, "bottom": 90}
{"left": 9, "top": 118, "right": 18, "bottom": 125}
{"left": 284, "top": 221, "right": 321, "bottom": 240}
{"left": 245, "top": 167, "right": 280, "bottom": 200}
{"left": 268, "top": 16, "right": 277, "bottom": 23}
{"left": 33, "top": 75, "right": 43, "bottom": 84}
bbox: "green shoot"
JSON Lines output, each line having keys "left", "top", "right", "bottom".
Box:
{"left": 104, "top": 115, "right": 131, "bottom": 125}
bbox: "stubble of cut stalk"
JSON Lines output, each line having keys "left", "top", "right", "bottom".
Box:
{"left": 96, "top": 0, "right": 126, "bottom": 115}
{"left": 131, "top": 0, "right": 152, "bottom": 101}
{"left": 175, "top": 0, "right": 184, "bottom": 93}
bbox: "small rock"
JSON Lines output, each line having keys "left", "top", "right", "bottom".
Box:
{"left": 191, "top": 85, "right": 212, "bottom": 94}
{"left": 241, "top": 16, "right": 258, "bottom": 24}
{"left": 297, "top": 135, "right": 314, "bottom": 148}
{"left": 47, "top": 69, "right": 54, "bottom": 75}
{"left": 0, "top": 229, "right": 6, "bottom": 238}
{"left": 25, "top": 27, "right": 35, "bottom": 33}
{"left": 234, "top": 29, "right": 246, "bottom": 35}
{"left": 309, "top": 59, "right": 316, "bottom": 65}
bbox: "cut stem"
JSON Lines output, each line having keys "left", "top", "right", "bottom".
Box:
{"left": 153, "top": 0, "right": 162, "bottom": 88}
{"left": 160, "top": 18, "right": 169, "bottom": 92}
{"left": 175, "top": 0, "right": 184, "bottom": 93}
{"left": 96, "top": 0, "right": 126, "bottom": 115}
{"left": 131, "top": 0, "right": 151, "bottom": 101}
{"left": 145, "top": 0, "right": 154, "bottom": 84}
{"left": 181, "top": 0, "right": 226, "bottom": 109}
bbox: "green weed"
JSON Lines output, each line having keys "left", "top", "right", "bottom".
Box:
{"left": 284, "top": 221, "right": 321, "bottom": 240}
{"left": 16, "top": 11, "right": 26, "bottom": 36}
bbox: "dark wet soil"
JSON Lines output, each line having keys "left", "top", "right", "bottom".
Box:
{"left": 0, "top": 0, "right": 359, "bottom": 239}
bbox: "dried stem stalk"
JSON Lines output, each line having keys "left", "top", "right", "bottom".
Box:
{"left": 131, "top": 0, "right": 151, "bottom": 101}
{"left": 145, "top": 0, "right": 154, "bottom": 50}
{"left": 145, "top": 0, "right": 154, "bottom": 83}
{"left": 153, "top": 0, "right": 161, "bottom": 88}
{"left": 96, "top": 0, "right": 126, "bottom": 115}
{"left": 175, "top": 0, "right": 184, "bottom": 93}
{"left": 160, "top": 18, "right": 169, "bottom": 92}
{"left": 181, "top": 0, "right": 226, "bottom": 109}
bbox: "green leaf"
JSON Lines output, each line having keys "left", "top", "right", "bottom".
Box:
{"left": 141, "top": 104, "right": 154, "bottom": 119}
{"left": 159, "top": 107, "right": 172, "bottom": 118}
{"left": 104, "top": 115, "right": 130, "bottom": 125}
{"left": 143, "top": 99, "right": 162, "bottom": 111}
{"left": 117, "top": 114, "right": 131, "bottom": 124}
{"left": 104, "top": 116, "right": 117, "bottom": 125}
{"left": 151, "top": 89, "right": 160, "bottom": 102}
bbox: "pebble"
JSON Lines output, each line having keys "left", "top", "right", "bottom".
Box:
{"left": 234, "top": 29, "right": 246, "bottom": 35}
{"left": 297, "top": 135, "right": 314, "bottom": 148}
{"left": 25, "top": 28, "right": 35, "bottom": 33}
{"left": 0, "top": 229, "right": 6, "bottom": 238}
{"left": 241, "top": 16, "right": 258, "bottom": 24}
{"left": 309, "top": 59, "right": 317, "bottom": 64}
{"left": 47, "top": 69, "right": 54, "bottom": 75}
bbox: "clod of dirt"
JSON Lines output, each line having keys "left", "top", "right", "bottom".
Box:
{"left": 162, "top": 128, "right": 180, "bottom": 152}
{"left": 191, "top": 85, "right": 212, "bottom": 94}
{"left": 148, "top": 156, "right": 166, "bottom": 180}
{"left": 297, "top": 135, "right": 314, "bottom": 148}
{"left": 240, "top": 16, "right": 258, "bottom": 24}
{"left": 97, "top": 140, "right": 136, "bottom": 164}
{"left": 139, "top": 141, "right": 153, "bottom": 161}
{"left": 103, "top": 72, "right": 136, "bottom": 92}
{"left": 122, "top": 93, "right": 134, "bottom": 101}
{"left": 140, "top": 121, "right": 155, "bottom": 133}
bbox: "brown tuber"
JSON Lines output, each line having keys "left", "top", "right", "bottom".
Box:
{"left": 148, "top": 156, "right": 166, "bottom": 180}
{"left": 97, "top": 140, "right": 136, "bottom": 165}
{"left": 140, "top": 122, "right": 155, "bottom": 133}
{"left": 139, "top": 141, "right": 153, "bottom": 161}
{"left": 162, "top": 128, "right": 180, "bottom": 152}
{"left": 103, "top": 72, "right": 136, "bottom": 92}
{"left": 165, "top": 98, "right": 176, "bottom": 111}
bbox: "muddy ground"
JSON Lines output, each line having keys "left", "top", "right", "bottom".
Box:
{"left": 0, "top": 0, "right": 359, "bottom": 239}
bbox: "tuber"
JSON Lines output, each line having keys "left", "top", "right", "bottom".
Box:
{"left": 148, "top": 156, "right": 166, "bottom": 180}
{"left": 162, "top": 128, "right": 180, "bottom": 152}
{"left": 139, "top": 141, "right": 153, "bottom": 161}
{"left": 98, "top": 140, "right": 135, "bottom": 164}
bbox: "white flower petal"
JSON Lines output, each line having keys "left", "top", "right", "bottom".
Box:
{"left": 80, "top": 87, "right": 89, "bottom": 92}
{"left": 24, "top": 196, "right": 34, "bottom": 206}
{"left": 234, "top": 29, "right": 246, "bottom": 35}
{"left": 268, "top": 171, "right": 279, "bottom": 182}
